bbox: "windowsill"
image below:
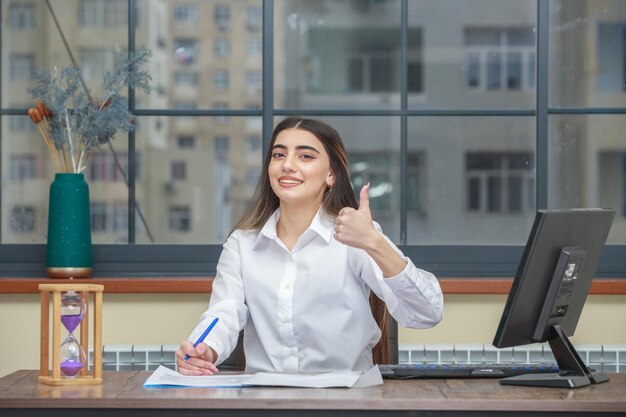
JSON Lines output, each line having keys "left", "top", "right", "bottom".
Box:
{"left": 0, "top": 277, "right": 625, "bottom": 295}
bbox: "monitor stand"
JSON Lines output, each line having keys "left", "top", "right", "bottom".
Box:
{"left": 499, "top": 324, "right": 609, "bottom": 388}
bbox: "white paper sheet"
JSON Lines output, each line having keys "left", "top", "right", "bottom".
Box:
{"left": 143, "top": 365, "right": 252, "bottom": 388}
{"left": 143, "top": 365, "right": 383, "bottom": 389}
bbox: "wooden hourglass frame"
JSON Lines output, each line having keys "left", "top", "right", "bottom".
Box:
{"left": 39, "top": 283, "right": 103, "bottom": 386}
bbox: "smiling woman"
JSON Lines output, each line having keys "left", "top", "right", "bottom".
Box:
{"left": 175, "top": 117, "right": 443, "bottom": 376}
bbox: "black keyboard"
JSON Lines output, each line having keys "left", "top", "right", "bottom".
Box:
{"left": 379, "top": 363, "right": 560, "bottom": 379}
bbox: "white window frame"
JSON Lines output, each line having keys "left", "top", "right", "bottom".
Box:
{"left": 465, "top": 28, "right": 535, "bottom": 91}
{"left": 466, "top": 152, "right": 534, "bottom": 214}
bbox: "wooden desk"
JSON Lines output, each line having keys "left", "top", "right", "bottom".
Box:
{"left": 1, "top": 370, "right": 625, "bottom": 416}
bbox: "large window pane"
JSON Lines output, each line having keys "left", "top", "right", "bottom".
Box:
{"left": 134, "top": 116, "right": 262, "bottom": 244}
{"left": 137, "top": 1, "right": 262, "bottom": 110}
{"left": 548, "top": 115, "right": 626, "bottom": 244}
{"left": 408, "top": 0, "right": 536, "bottom": 110}
{"left": 407, "top": 117, "right": 536, "bottom": 245}
{"left": 275, "top": 0, "right": 406, "bottom": 110}
{"left": 550, "top": 0, "right": 626, "bottom": 107}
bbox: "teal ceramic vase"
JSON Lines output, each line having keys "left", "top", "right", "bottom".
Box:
{"left": 46, "top": 173, "right": 93, "bottom": 279}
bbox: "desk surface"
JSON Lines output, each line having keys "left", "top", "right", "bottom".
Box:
{"left": 1, "top": 370, "right": 625, "bottom": 417}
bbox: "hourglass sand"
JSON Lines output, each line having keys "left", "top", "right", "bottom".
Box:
{"left": 39, "top": 283, "right": 103, "bottom": 386}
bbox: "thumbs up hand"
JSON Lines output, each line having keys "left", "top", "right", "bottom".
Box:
{"left": 334, "top": 183, "right": 378, "bottom": 249}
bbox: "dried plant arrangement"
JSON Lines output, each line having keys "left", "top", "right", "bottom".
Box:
{"left": 27, "top": 47, "right": 154, "bottom": 173}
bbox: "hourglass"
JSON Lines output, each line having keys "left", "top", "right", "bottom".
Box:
{"left": 39, "top": 283, "right": 103, "bottom": 386}
{"left": 60, "top": 290, "right": 87, "bottom": 377}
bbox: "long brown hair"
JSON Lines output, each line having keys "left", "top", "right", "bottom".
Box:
{"left": 233, "top": 117, "right": 390, "bottom": 364}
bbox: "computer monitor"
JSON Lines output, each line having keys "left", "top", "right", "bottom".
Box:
{"left": 493, "top": 208, "right": 615, "bottom": 388}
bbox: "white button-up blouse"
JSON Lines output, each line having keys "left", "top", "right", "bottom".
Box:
{"left": 189, "top": 208, "right": 443, "bottom": 372}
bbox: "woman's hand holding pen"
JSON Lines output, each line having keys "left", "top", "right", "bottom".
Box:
{"left": 176, "top": 341, "right": 220, "bottom": 376}
{"left": 334, "top": 183, "right": 378, "bottom": 250}
{"left": 335, "top": 183, "right": 407, "bottom": 277}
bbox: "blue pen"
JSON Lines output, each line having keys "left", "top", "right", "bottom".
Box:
{"left": 184, "top": 317, "right": 219, "bottom": 361}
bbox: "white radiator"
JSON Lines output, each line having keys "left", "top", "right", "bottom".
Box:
{"left": 90, "top": 343, "right": 626, "bottom": 373}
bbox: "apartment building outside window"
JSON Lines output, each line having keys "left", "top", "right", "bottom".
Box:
{"left": 8, "top": 2, "right": 35, "bottom": 29}
{"left": 1, "top": 1, "right": 625, "bottom": 279}
{"left": 465, "top": 27, "right": 535, "bottom": 91}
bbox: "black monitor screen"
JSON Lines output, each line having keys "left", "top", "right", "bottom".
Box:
{"left": 492, "top": 208, "right": 614, "bottom": 388}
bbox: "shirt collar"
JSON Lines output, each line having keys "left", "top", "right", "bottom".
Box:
{"left": 252, "top": 207, "right": 335, "bottom": 250}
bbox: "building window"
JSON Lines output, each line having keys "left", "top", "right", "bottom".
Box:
{"left": 10, "top": 154, "right": 38, "bottom": 181}
{"left": 465, "top": 27, "right": 535, "bottom": 91}
{"left": 348, "top": 53, "right": 394, "bottom": 93}
{"left": 174, "top": 39, "right": 198, "bottom": 65}
{"left": 246, "top": 5, "right": 261, "bottom": 31}
{"left": 169, "top": 206, "right": 191, "bottom": 232}
{"left": 174, "top": 5, "right": 198, "bottom": 23}
{"left": 8, "top": 2, "right": 35, "bottom": 29}
{"left": 10, "top": 206, "right": 35, "bottom": 233}
{"left": 79, "top": 0, "right": 126, "bottom": 28}
{"left": 213, "top": 70, "right": 229, "bottom": 92}
{"left": 84, "top": 152, "right": 128, "bottom": 182}
{"left": 466, "top": 152, "right": 534, "bottom": 213}
{"left": 10, "top": 54, "right": 35, "bottom": 80}
{"left": 173, "top": 72, "right": 198, "bottom": 86}
{"left": 597, "top": 23, "right": 626, "bottom": 92}
{"left": 214, "top": 38, "right": 230, "bottom": 58}
{"left": 407, "top": 152, "right": 425, "bottom": 214}
{"left": 91, "top": 202, "right": 107, "bottom": 232}
{"left": 176, "top": 135, "right": 196, "bottom": 149}
{"left": 171, "top": 161, "right": 187, "bottom": 181}
{"left": 214, "top": 5, "right": 230, "bottom": 30}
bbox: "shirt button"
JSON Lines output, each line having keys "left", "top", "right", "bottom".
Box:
{"left": 289, "top": 347, "right": 297, "bottom": 355}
